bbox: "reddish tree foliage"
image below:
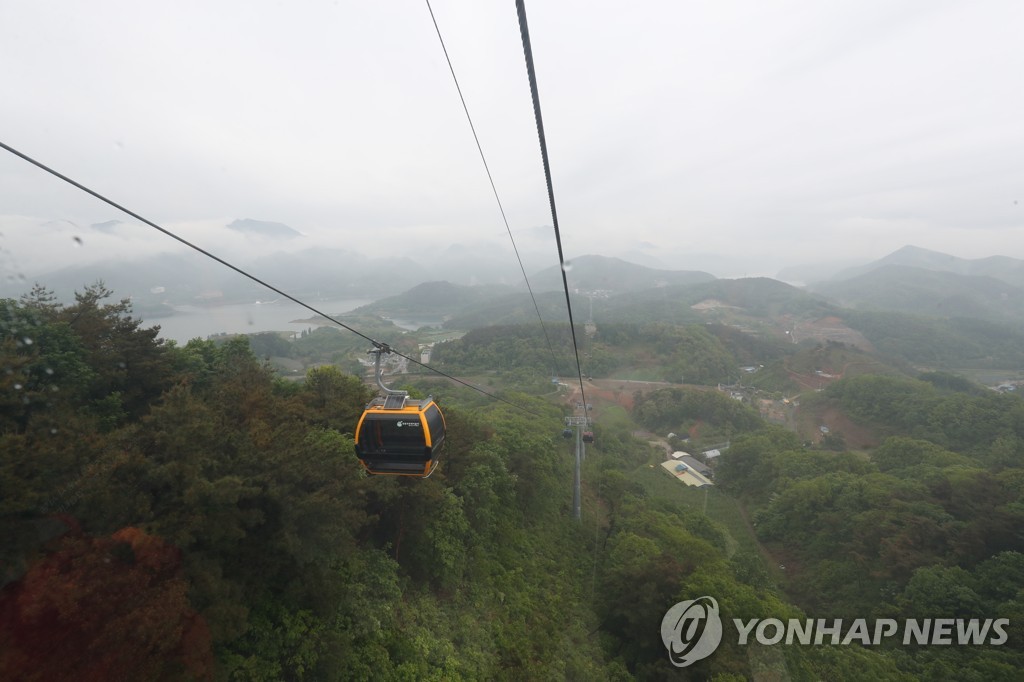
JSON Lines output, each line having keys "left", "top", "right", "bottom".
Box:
{"left": 0, "top": 526, "right": 213, "bottom": 681}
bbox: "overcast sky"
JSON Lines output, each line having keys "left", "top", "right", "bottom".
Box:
{"left": 2, "top": 0, "right": 1023, "bottom": 283}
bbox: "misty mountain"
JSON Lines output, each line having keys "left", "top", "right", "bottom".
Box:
{"left": 366, "top": 256, "right": 720, "bottom": 328}
{"left": 352, "top": 281, "right": 515, "bottom": 322}
{"left": 361, "top": 282, "right": 580, "bottom": 330}
{"left": 429, "top": 276, "right": 829, "bottom": 330}
{"left": 244, "top": 248, "right": 431, "bottom": 298}
{"left": 812, "top": 264, "right": 1024, "bottom": 328}
{"left": 592, "top": 277, "right": 834, "bottom": 326}
{"left": 227, "top": 219, "right": 303, "bottom": 239}
{"left": 775, "top": 260, "right": 861, "bottom": 285}
{"left": 0, "top": 247, "right": 435, "bottom": 311}
{"left": 529, "top": 254, "right": 715, "bottom": 293}
{"left": 437, "top": 242, "right": 543, "bottom": 286}
{"left": 1, "top": 252, "right": 239, "bottom": 312}
{"left": 832, "top": 245, "right": 1024, "bottom": 288}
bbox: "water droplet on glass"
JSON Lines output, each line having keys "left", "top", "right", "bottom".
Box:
{"left": 118, "top": 362, "right": 126, "bottom": 369}
{"left": 50, "top": 385, "right": 59, "bottom": 392}
{"left": 45, "top": 367, "right": 54, "bottom": 375}
{"left": 22, "top": 337, "right": 33, "bottom": 346}
{"left": 50, "top": 428, "right": 59, "bottom": 435}
{"left": 73, "top": 236, "right": 83, "bottom": 246}
{"left": 562, "top": 261, "right": 573, "bottom": 272}
{"left": 113, "top": 140, "right": 125, "bottom": 150}
{"left": 13, "top": 383, "right": 22, "bottom": 390}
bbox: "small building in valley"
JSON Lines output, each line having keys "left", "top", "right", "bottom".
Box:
{"left": 660, "top": 460, "right": 714, "bottom": 488}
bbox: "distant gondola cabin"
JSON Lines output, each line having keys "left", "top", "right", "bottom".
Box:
{"left": 354, "top": 395, "right": 446, "bottom": 477}
{"left": 582, "top": 431, "right": 594, "bottom": 444}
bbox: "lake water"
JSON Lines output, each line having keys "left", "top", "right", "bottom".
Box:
{"left": 152, "top": 298, "right": 372, "bottom": 344}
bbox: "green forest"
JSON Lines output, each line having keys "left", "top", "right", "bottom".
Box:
{"left": 432, "top": 322, "right": 750, "bottom": 386}
{"left": 3, "top": 284, "right": 1024, "bottom": 680}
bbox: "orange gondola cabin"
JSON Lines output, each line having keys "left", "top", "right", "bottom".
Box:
{"left": 354, "top": 394, "right": 446, "bottom": 477}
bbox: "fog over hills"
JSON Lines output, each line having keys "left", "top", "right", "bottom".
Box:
{"left": 780, "top": 245, "right": 1024, "bottom": 330}
{"left": 8, "top": 228, "right": 1024, "bottom": 336}
{"left": 352, "top": 256, "right": 720, "bottom": 326}
{"left": 0, "top": 248, "right": 433, "bottom": 314}
{"left": 811, "top": 264, "right": 1024, "bottom": 329}
{"left": 352, "top": 281, "right": 515, "bottom": 322}
{"left": 831, "top": 245, "right": 1024, "bottom": 288}
{"left": 1, "top": 222, "right": 716, "bottom": 306}
{"left": 11, "top": 224, "right": 1024, "bottom": 371}
{"left": 778, "top": 246, "right": 1024, "bottom": 288}
{"left": 0, "top": 218, "right": 535, "bottom": 305}
{"left": 528, "top": 255, "right": 716, "bottom": 293}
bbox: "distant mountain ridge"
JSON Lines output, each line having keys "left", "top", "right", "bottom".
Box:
{"left": 833, "top": 245, "right": 1024, "bottom": 288}
{"left": 812, "top": 264, "right": 1024, "bottom": 329}
{"left": 354, "top": 256, "right": 719, "bottom": 328}
{"left": 529, "top": 254, "right": 715, "bottom": 293}
{"left": 353, "top": 281, "right": 514, "bottom": 321}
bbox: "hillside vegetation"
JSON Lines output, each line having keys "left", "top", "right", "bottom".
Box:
{"left": 715, "top": 374, "right": 1024, "bottom": 678}
{"left": 0, "top": 285, "right": 893, "bottom": 680}
{"left": 5, "top": 279, "right": 1024, "bottom": 680}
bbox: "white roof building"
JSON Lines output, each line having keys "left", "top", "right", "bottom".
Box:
{"left": 660, "top": 460, "right": 714, "bottom": 488}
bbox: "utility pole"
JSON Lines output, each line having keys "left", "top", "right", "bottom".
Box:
{"left": 565, "top": 416, "right": 588, "bottom": 521}
{"left": 574, "top": 426, "right": 582, "bottom": 520}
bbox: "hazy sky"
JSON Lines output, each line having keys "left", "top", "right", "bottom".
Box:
{"left": 2, "top": 0, "right": 1023, "bottom": 282}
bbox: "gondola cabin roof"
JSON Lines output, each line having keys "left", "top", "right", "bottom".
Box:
{"left": 354, "top": 395, "right": 446, "bottom": 478}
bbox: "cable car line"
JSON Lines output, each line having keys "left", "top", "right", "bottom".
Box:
{"left": 0, "top": 141, "right": 378, "bottom": 349}
{"left": 514, "top": 0, "right": 590, "bottom": 416}
{"left": 0, "top": 139, "right": 546, "bottom": 419}
{"left": 424, "top": 0, "right": 566, "bottom": 381}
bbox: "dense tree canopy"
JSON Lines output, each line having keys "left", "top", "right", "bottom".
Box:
{"left": 4, "top": 285, "right": 1023, "bottom": 679}
{"left": 633, "top": 386, "right": 763, "bottom": 438}
{"left": 826, "top": 373, "right": 1024, "bottom": 463}
{"left": 432, "top": 322, "right": 744, "bottom": 384}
